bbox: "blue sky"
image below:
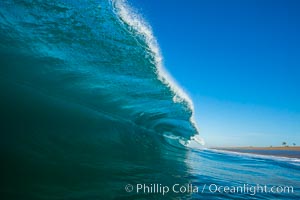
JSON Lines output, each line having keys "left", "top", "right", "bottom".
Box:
{"left": 130, "top": 0, "right": 300, "bottom": 147}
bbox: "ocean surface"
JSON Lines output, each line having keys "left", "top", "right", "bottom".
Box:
{"left": 0, "top": 0, "right": 299, "bottom": 199}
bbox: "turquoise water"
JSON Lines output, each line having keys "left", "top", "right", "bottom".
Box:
{"left": 0, "top": 0, "right": 299, "bottom": 199}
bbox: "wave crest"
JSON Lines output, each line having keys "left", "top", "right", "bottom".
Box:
{"left": 112, "top": 0, "right": 203, "bottom": 144}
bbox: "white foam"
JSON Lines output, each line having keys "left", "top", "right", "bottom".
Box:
{"left": 111, "top": 0, "right": 203, "bottom": 143}
{"left": 208, "top": 149, "right": 300, "bottom": 166}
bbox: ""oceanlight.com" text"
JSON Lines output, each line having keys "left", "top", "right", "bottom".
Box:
{"left": 124, "top": 183, "right": 294, "bottom": 196}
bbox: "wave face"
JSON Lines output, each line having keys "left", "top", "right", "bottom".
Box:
{"left": 0, "top": 0, "right": 200, "bottom": 199}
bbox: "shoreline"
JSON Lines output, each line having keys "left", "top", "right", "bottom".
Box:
{"left": 212, "top": 146, "right": 300, "bottom": 159}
